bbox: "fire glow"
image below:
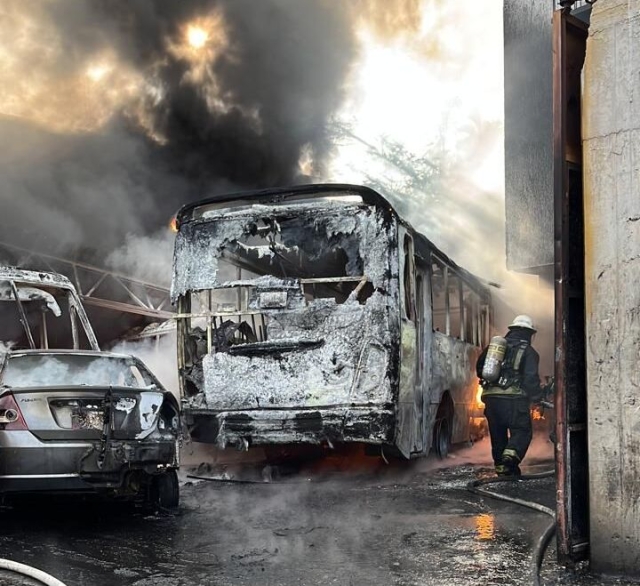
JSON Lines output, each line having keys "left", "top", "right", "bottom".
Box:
{"left": 474, "top": 513, "right": 495, "bottom": 541}
{"left": 475, "top": 384, "right": 484, "bottom": 409}
{"left": 532, "top": 407, "right": 545, "bottom": 421}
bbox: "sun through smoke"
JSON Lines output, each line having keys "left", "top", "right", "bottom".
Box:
{"left": 187, "top": 25, "right": 209, "bottom": 49}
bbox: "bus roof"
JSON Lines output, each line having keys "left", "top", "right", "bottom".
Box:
{"left": 175, "top": 184, "right": 388, "bottom": 223}
{"left": 176, "top": 183, "right": 492, "bottom": 298}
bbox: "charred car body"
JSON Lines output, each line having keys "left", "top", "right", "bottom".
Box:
{"left": 172, "top": 184, "right": 491, "bottom": 458}
{"left": 0, "top": 267, "right": 100, "bottom": 352}
{"left": 0, "top": 268, "right": 180, "bottom": 506}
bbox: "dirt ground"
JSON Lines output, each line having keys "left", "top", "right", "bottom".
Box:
{"left": 0, "top": 437, "right": 636, "bottom": 586}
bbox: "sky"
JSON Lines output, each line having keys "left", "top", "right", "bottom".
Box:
{"left": 333, "top": 3, "right": 504, "bottom": 184}
{"left": 329, "top": 1, "right": 506, "bottom": 279}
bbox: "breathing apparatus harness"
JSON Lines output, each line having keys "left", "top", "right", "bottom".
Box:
{"left": 495, "top": 340, "right": 528, "bottom": 390}
{"left": 480, "top": 337, "right": 529, "bottom": 397}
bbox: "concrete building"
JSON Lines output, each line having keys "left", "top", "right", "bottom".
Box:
{"left": 583, "top": 1, "right": 640, "bottom": 576}
{"left": 504, "top": 0, "right": 640, "bottom": 577}
{"left": 503, "top": 1, "right": 553, "bottom": 277}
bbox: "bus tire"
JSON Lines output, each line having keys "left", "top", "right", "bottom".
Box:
{"left": 433, "top": 417, "right": 451, "bottom": 459}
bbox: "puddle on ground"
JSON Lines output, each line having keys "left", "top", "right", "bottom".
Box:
{"left": 474, "top": 513, "right": 495, "bottom": 541}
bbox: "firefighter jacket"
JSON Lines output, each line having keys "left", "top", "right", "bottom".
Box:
{"left": 476, "top": 330, "right": 541, "bottom": 400}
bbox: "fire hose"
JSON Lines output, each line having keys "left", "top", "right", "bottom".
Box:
{"left": 469, "top": 380, "right": 556, "bottom": 586}
{"left": 0, "top": 558, "right": 68, "bottom": 586}
{"left": 468, "top": 471, "right": 555, "bottom": 586}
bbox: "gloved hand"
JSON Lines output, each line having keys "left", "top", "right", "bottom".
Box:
{"left": 537, "top": 377, "right": 555, "bottom": 409}
{"left": 541, "top": 376, "right": 555, "bottom": 400}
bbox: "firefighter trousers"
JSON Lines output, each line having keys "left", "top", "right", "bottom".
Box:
{"left": 483, "top": 396, "right": 532, "bottom": 466}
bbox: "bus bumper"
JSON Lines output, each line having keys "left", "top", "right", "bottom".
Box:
{"left": 187, "top": 407, "right": 395, "bottom": 448}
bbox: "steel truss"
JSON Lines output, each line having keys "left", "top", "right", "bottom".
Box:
{"left": 0, "top": 242, "right": 174, "bottom": 319}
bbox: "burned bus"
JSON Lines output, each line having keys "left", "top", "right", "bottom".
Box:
{"left": 172, "top": 184, "right": 491, "bottom": 458}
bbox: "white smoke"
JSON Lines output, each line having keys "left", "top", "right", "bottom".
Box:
{"left": 105, "top": 230, "right": 175, "bottom": 288}
{"left": 110, "top": 331, "right": 179, "bottom": 399}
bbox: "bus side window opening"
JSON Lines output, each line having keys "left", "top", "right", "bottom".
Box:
{"left": 430, "top": 258, "right": 447, "bottom": 334}
{"left": 403, "top": 235, "right": 416, "bottom": 322}
{"left": 448, "top": 274, "right": 462, "bottom": 340}
{"left": 462, "top": 284, "right": 482, "bottom": 347}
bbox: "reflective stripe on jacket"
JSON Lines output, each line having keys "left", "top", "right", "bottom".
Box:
{"left": 481, "top": 384, "right": 526, "bottom": 398}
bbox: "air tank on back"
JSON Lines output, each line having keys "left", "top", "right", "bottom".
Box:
{"left": 481, "top": 336, "right": 507, "bottom": 383}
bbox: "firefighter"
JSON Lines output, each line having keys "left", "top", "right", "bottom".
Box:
{"left": 476, "top": 315, "right": 542, "bottom": 476}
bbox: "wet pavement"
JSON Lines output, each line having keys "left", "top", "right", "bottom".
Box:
{"left": 0, "top": 438, "right": 636, "bottom": 586}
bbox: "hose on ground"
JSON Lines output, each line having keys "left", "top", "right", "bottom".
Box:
{"left": 532, "top": 518, "right": 556, "bottom": 586}
{"left": 468, "top": 470, "right": 555, "bottom": 586}
{"left": 186, "top": 473, "right": 312, "bottom": 485}
{"left": 0, "top": 558, "right": 68, "bottom": 586}
{"left": 187, "top": 474, "right": 266, "bottom": 484}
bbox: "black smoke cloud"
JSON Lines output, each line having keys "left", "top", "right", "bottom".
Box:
{"left": 101, "top": 0, "right": 355, "bottom": 185}
{"left": 0, "top": 0, "right": 357, "bottom": 258}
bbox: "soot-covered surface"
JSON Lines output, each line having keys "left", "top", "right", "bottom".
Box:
{"left": 0, "top": 441, "right": 634, "bottom": 586}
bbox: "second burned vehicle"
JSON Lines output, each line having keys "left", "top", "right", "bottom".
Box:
{"left": 0, "top": 268, "right": 180, "bottom": 507}
{"left": 172, "top": 184, "right": 491, "bottom": 458}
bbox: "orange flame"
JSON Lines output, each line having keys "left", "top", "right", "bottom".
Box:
{"left": 475, "top": 384, "right": 484, "bottom": 409}
{"left": 169, "top": 217, "right": 178, "bottom": 233}
{"left": 532, "top": 407, "right": 545, "bottom": 421}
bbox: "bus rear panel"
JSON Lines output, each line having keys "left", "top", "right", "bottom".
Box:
{"left": 172, "top": 189, "right": 400, "bottom": 450}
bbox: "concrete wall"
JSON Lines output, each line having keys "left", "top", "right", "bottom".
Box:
{"left": 503, "top": 0, "right": 553, "bottom": 273}
{"left": 583, "top": 0, "right": 640, "bottom": 575}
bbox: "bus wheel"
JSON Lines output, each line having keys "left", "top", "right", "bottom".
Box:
{"left": 433, "top": 418, "right": 451, "bottom": 459}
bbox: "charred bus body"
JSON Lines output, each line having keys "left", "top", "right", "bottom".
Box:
{"left": 172, "top": 184, "right": 491, "bottom": 458}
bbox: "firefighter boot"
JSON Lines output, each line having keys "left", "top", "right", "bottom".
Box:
{"left": 495, "top": 464, "right": 508, "bottom": 476}
{"left": 501, "top": 448, "right": 521, "bottom": 476}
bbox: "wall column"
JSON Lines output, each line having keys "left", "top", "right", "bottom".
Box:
{"left": 583, "top": 0, "right": 640, "bottom": 575}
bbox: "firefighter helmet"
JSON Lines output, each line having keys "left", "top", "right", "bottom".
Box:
{"left": 508, "top": 314, "right": 536, "bottom": 332}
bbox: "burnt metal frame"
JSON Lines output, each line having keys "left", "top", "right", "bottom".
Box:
{"left": 553, "top": 9, "right": 589, "bottom": 564}
{"left": 0, "top": 242, "right": 173, "bottom": 320}
{"left": 0, "top": 268, "right": 101, "bottom": 351}
{"left": 9, "top": 280, "right": 36, "bottom": 349}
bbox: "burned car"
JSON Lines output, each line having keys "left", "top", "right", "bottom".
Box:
{"left": 0, "top": 266, "right": 100, "bottom": 352}
{"left": 0, "top": 267, "right": 179, "bottom": 506}
{"left": 0, "top": 350, "right": 180, "bottom": 507}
